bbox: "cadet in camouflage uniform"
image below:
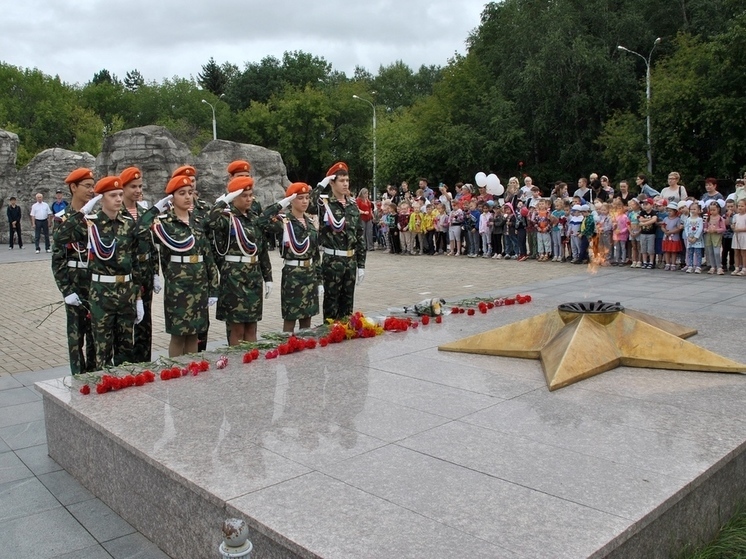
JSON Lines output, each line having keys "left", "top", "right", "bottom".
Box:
{"left": 261, "top": 182, "right": 321, "bottom": 332}
{"left": 51, "top": 168, "right": 96, "bottom": 374}
{"left": 206, "top": 176, "right": 272, "bottom": 345}
{"left": 173, "top": 165, "right": 213, "bottom": 352}
{"left": 309, "top": 162, "right": 366, "bottom": 321}
{"left": 55, "top": 176, "right": 162, "bottom": 370}
{"left": 153, "top": 175, "right": 219, "bottom": 357}
{"left": 120, "top": 167, "right": 160, "bottom": 363}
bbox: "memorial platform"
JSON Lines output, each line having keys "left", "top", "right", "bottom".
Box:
{"left": 37, "top": 272, "right": 746, "bottom": 559}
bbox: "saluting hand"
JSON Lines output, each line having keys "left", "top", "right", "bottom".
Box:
{"left": 80, "top": 194, "right": 103, "bottom": 215}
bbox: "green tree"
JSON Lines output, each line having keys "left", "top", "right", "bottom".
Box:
{"left": 123, "top": 69, "right": 144, "bottom": 92}
{"left": 197, "top": 57, "right": 228, "bottom": 96}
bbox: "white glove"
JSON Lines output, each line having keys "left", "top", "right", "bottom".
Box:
{"left": 318, "top": 284, "right": 324, "bottom": 297}
{"left": 279, "top": 193, "right": 297, "bottom": 209}
{"left": 222, "top": 189, "right": 242, "bottom": 205}
{"left": 265, "top": 282, "right": 273, "bottom": 298}
{"left": 153, "top": 274, "right": 162, "bottom": 294}
{"left": 81, "top": 194, "right": 102, "bottom": 215}
{"left": 135, "top": 299, "right": 144, "bottom": 324}
{"left": 64, "top": 293, "right": 82, "bottom": 306}
{"left": 357, "top": 268, "right": 365, "bottom": 284}
{"left": 208, "top": 297, "right": 218, "bottom": 307}
{"left": 154, "top": 194, "right": 173, "bottom": 212}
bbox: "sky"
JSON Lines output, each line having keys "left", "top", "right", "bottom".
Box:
{"left": 1, "top": 0, "right": 489, "bottom": 85}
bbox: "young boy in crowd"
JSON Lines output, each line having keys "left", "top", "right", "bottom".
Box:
{"left": 408, "top": 201, "right": 425, "bottom": 255}
{"left": 491, "top": 204, "right": 505, "bottom": 259}
{"left": 478, "top": 202, "right": 493, "bottom": 258}
{"left": 595, "top": 202, "right": 613, "bottom": 265}
{"left": 579, "top": 205, "right": 595, "bottom": 264}
{"left": 638, "top": 198, "right": 658, "bottom": 269}
{"left": 532, "top": 199, "right": 552, "bottom": 261}
{"left": 550, "top": 199, "right": 566, "bottom": 262}
{"left": 422, "top": 203, "right": 436, "bottom": 255}
{"left": 466, "top": 200, "right": 481, "bottom": 257}
{"left": 397, "top": 201, "right": 412, "bottom": 255}
{"left": 568, "top": 204, "right": 584, "bottom": 263}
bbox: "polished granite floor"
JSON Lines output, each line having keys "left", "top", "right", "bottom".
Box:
{"left": 35, "top": 269, "right": 746, "bottom": 558}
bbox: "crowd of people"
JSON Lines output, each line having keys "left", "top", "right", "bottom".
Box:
{"left": 49, "top": 161, "right": 365, "bottom": 375}
{"left": 369, "top": 173, "right": 746, "bottom": 275}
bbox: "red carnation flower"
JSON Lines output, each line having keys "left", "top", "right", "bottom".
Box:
{"left": 487, "top": 302, "right": 495, "bottom": 309}
{"left": 459, "top": 308, "right": 466, "bottom": 314}
{"left": 305, "top": 338, "right": 317, "bottom": 349}
{"left": 160, "top": 370, "right": 172, "bottom": 381}
{"left": 265, "top": 350, "right": 278, "bottom": 359}
{"left": 421, "top": 315, "right": 430, "bottom": 325}
{"left": 134, "top": 374, "right": 146, "bottom": 386}
{"left": 216, "top": 356, "right": 228, "bottom": 369}
{"left": 199, "top": 360, "right": 210, "bottom": 372}
{"left": 505, "top": 298, "right": 516, "bottom": 305}
{"left": 243, "top": 352, "right": 253, "bottom": 363}
{"left": 411, "top": 321, "right": 419, "bottom": 328}
{"left": 96, "top": 383, "right": 108, "bottom": 394}
{"left": 278, "top": 344, "right": 289, "bottom": 355}
{"left": 320, "top": 338, "right": 329, "bottom": 347}
{"left": 79, "top": 384, "right": 91, "bottom": 395}
{"left": 250, "top": 349, "right": 260, "bottom": 359}
{"left": 451, "top": 306, "right": 459, "bottom": 313}
{"left": 435, "top": 315, "right": 442, "bottom": 324}
{"left": 467, "top": 308, "right": 476, "bottom": 316}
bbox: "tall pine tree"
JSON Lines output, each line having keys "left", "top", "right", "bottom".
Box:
{"left": 197, "top": 57, "right": 228, "bottom": 96}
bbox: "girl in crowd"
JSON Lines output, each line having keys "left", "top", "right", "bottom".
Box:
{"left": 153, "top": 175, "right": 219, "bottom": 357}
{"left": 731, "top": 199, "right": 746, "bottom": 276}
{"left": 683, "top": 200, "right": 704, "bottom": 273}
{"left": 660, "top": 203, "right": 683, "bottom": 271}
{"left": 703, "top": 200, "right": 726, "bottom": 275}
{"left": 356, "top": 188, "right": 375, "bottom": 251}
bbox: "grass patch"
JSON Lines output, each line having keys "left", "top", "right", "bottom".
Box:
{"left": 678, "top": 508, "right": 746, "bottom": 559}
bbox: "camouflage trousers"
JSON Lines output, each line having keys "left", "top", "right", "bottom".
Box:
{"left": 65, "top": 300, "right": 95, "bottom": 375}
{"left": 131, "top": 283, "right": 153, "bottom": 363}
{"left": 281, "top": 264, "right": 319, "bottom": 321}
{"left": 321, "top": 255, "right": 356, "bottom": 321}
{"left": 89, "top": 280, "right": 137, "bottom": 370}
{"left": 217, "top": 261, "right": 263, "bottom": 324}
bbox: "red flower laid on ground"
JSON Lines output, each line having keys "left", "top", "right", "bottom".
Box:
{"left": 242, "top": 352, "right": 254, "bottom": 363}
{"left": 215, "top": 356, "right": 228, "bottom": 369}
{"left": 435, "top": 315, "right": 442, "bottom": 324}
{"left": 421, "top": 315, "right": 430, "bottom": 325}
{"left": 198, "top": 360, "right": 210, "bottom": 372}
{"left": 79, "top": 384, "right": 90, "bottom": 395}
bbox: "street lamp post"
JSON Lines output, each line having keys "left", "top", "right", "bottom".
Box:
{"left": 352, "top": 94, "right": 376, "bottom": 200}
{"left": 201, "top": 94, "right": 225, "bottom": 140}
{"left": 618, "top": 38, "right": 662, "bottom": 175}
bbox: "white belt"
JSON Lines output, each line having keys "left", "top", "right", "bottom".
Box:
{"left": 170, "top": 255, "right": 203, "bottom": 263}
{"left": 67, "top": 260, "right": 88, "bottom": 269}
{"left": 91, "top": 273, "right": 131, "bottom": 283}
{"left": 322, "top": 247, "right": 355, "bottom": 257}
{"left": 224, "top": 254, "right": 257, "bottom": 264}
{"left": 284, "top": 259, "right": 312, "bottom": 268}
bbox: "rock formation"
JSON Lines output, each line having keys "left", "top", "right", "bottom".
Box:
{"left": 0, "top": 129, "right": 19, "bottom": 207}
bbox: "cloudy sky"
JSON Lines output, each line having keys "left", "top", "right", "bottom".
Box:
{"left": 2, "top": 0, "right": 488, "bottom": 85}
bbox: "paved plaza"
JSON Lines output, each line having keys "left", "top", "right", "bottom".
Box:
{"left": 2, "top": 246, "right": 746, "bottom": 558}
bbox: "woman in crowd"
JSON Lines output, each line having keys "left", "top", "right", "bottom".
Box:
{"left": 152, "top": 175, "right": 219, "bottom": 357}
{"left": 356, "top": 187, "right": 375, "bottom": 251}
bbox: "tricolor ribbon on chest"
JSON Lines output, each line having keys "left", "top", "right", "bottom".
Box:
{"left": 321, "top": 197, "right": 346, "bottom": 232}
{"left": 281, "top": 215, "right": 310, "bottom": 256}
{"left": 152, "top": 219, "right": 196, "bottom": 253}
{"left": 230, "top": 214, "right": 258, "bottom": 256}
{"left": 87, "top": 221, "right": 117, "bottom": 261}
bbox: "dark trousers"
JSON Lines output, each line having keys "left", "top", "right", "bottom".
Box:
{"left": 321, "top": 256, "right": 356, "bottom": 321}
{"left": 723, "top": 237, "right": 735, "bottom": 269}
{"left": 9, "top": 222, "right": 22, "bottom": 247}
{"left": 34, "top": 220, "right": 50, "bottom": 250}
{"left": 517, "top": 229, "right": 527, "bottom": 256}
{"left": 65, "top": 302, "right": 95, "bottom": 375}
{"left": 491, "top": 232, "right": 503, "bottom": 255}
{"left": 131, "top": 284, "right": 153, "bottom": 363}
{"left": 388, "top": 230, "right": 401, "bottom": 254}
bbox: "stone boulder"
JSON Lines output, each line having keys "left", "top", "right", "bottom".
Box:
{"left": 195, "top": 140, "right": 290, "bottom": 209}
{"left": 0, "top": 129, "right": 19, "bottom": 207}
{"left": 15, "top": 148, "right": 96, "bottom": 200}
{"left": 95, "top": 125, "right": 194, "bottom": 201}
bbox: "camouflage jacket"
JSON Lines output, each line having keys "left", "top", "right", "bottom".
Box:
{"left": 51, "top": 205, "right": 90, "bottom": 299}
{"left": 122, "top": 204, "right": 160, "bottom": 279}
{"left": 206, "top": 201, "right": 272, "bottom": 282}
{"left": 309, "top": 185, "right": 366, "bottom": 269}
{"left": 260, "top": 202, "right": 321, "bottom": 285}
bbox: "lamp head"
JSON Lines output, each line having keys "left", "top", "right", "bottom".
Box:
{"left": 201, "top": 99, "right": 207, "bottom": 104}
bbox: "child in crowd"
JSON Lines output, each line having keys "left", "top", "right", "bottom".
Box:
{"left": 503, "top": 203, "right": 518, "bottom": 259}
{"left": 638, "top": 198, "right": 658, "bottom": 269}
{"left": 627, "top": 198, "right": 642, "bottom": 267}
{"left": 448, "top": 203, "right": 464, "bottom": 256}
{"left": 397, "top": 201, "right": 412, "bottom": 255}
{"left": 466, "top": 200, "right": 480, "bottom": 257}
{"left": 435, "top": 204, "right": 449, "bottom": 254}
{"left": 722, "top": 199, "right": 736, "bottom": 271}
{"left": 703, "top": 200, "right": 726, "bottom": 275}
{"left": 408, "top": 202, "right": 424, "bottom": 255}
{"left": 684, "top": 201, "right": 704, "bottom": 273}
{"left": 491, "top": 205, "right": 505, "bottom": 259}
{"left": 550, "top": 198, "right": 566, "bottom": 262}
{"left": 379, "top": 203, "right": 390, "bottom": 252}
{"left": 731, "top": 199, "right": 746, "bottom": 275}
{"left": 478, "top": 203, "right": 493, "bottom": 258}
{"left": 515, "top": 203, "right": 528, "bottom": 261}
{"left": 654, "top": 199, "right": 668, "bottom": 268}
{"left": 677, "top": 200, "right": 691, "bottom": 269}
{"left": 423, "top": 204, "right": 436, "bottom": 255}
{"left": 595, "top": 202, "right": 613, "bottom": 265}
{"left": 611, "top": 199, "right": 630, "bottom": 266}
{"left": 568, "top": 205, "right": 583, "bottom": 263}
{"left": 661, "top": 203, "right": 683, "bottom": 271}
{"left": 386, "top": 203, "right": 401, "bottom": 254}
{"left": 532, "top": 199, "right": 552, "bottom": 261}
{"left": 578, "top": 205, "right": 595, "bottom": 264}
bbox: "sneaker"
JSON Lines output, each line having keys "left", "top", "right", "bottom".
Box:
{"left": 7, "top": 247, "right": 11, "bottom": 250}
{"left": 664, "top": 264, "right": 671, "bottom": 271}
{"left": 694, "top": 267, "right": 702, "bottom": 274}
{"left": 717, "top": 268, "right": 725, "bottom": 275}
{"left": 496, "top": 254, "right": 503, "bottom": 260}
{"left": 738, "top": 270, "right": 746, "bottom": 276}
{"left": 685, "top": 266, "right": 693, "bottom": 273}
{"left": 731, "top": 268, "right": 741, "bottom": 276}
{"left": 707, "top": 268, "right": 715, "bottom": 274}
{"left": 45, "top": 249, "right": 51, "bottom": 253}
{"left": 35, "top": 249, "right": 40, "bottom": 254}
{"left": 517, "top": 255, "right": 528, "bottom": 262}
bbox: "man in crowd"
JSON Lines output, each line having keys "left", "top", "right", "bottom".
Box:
{"left": 30, "top": 192, "right": 52, "bottom": 253}
{"left": 7, "top": 196, "right": 23, "bottom": 249}
{"left": 52, "top": 189, "right": 68, "bottom": 214}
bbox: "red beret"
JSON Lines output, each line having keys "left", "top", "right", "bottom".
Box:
{"left": 119, "top": 167, "right": 142, "bottom": 186}
{"left": 286, "top": 182, "right": 311, "bottom": 197}
{"left": 94, "top": 176, "right": 122, "bottom": 195}
{"left": 65, "top": 168, "right": 94, "bottom": 185}
{"left": 171, "top": 165, "right": 196, "bottom": 178}
{"left": 166, "top": 175, "right": 192, "bottom": 195}
{"left": 227, "top": 177, "right": 254, "bottom": 193}
{"left": 326, "top": 162, "right": 349, "bottom": 178}
{"left": 227, "top": 160, "right": 251, "bottom": 175}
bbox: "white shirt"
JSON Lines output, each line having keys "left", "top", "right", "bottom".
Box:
{"left": 30, "top": 201, "right": 51, "bottom": 220}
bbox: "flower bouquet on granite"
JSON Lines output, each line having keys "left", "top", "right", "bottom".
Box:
{"left": 448, "top": 294, "right": 532, "bottom": 316}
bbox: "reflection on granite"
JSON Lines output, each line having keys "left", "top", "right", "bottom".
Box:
{"left": 37, "top": 301, "right": 746, "bottom": 559}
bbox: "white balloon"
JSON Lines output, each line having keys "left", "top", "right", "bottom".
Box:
{"left": 475, "top": 172, "right": 487, "bottom": 187}
{"left": 485, "top": 174, "right": 503, "bottom": 195}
